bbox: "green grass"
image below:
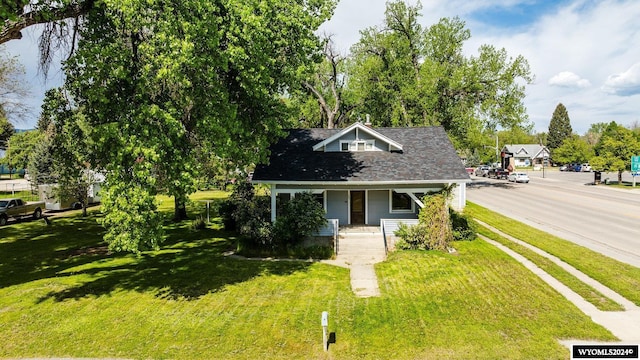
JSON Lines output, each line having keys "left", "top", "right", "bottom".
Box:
{"left": 0, "top": 193, "right": 617, "bottom": 359}
{"left": 466, "top": 202, "right": 640, "bottom": 306}
{"left": 601, "top": 180, "right": 640, "bottom": 189}
{"left": 476, "top": 226, "right": 623, "bottom": 311}
{"left": 0, "top": 190, "right": 38, "bottom": 201}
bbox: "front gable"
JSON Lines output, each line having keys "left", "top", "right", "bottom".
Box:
{"left": 312, "top": 122, "right": 403, "bottom": 153}
{"left": 504, "top": 144, "right": 550, "bottom": 160}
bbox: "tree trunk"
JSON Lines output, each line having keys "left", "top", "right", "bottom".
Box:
{"left": 618, "top": 170, "right": 623, "bottom": 184}
{"left": 82, "top": 202, "right": 88, "bottom": 217}
{"left": 174, "top": 196, "right": 188, "bottom": 221}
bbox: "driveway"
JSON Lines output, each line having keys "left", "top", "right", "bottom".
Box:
{"left": 467, "top": 170, "right": 640, "bottom": 268}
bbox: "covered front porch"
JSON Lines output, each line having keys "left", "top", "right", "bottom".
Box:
{"left": 268, "top": 183, "right": 466, "bottom": 226}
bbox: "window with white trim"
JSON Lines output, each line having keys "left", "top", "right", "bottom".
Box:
{"left": 390, "top": 191, "right": 413, "bottom": 213}
{"left": 340, "top": 140, "right": 375, "bottom": 152}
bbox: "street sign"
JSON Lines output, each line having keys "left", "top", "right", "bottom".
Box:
{"left": 632, "top": 156, "right": 640, "bottom": 172}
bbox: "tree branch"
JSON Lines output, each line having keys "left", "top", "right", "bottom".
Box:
{"left": 0, "top": 1, "right": 90, "bottom": 45}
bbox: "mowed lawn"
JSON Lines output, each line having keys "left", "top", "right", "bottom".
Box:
{"left": 0, "top": 193, "right": 615, "bottom": 359}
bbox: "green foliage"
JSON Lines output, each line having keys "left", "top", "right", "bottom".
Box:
{"left": 26, "top": 87, "right": 98, "bottom": 217}
{"left": 552, "top": 135, "right": 594, "bottom": 165}
{"left": 190, "top": 216, "right": 207, "bottom": 231}
{"left": 589, "top": 121, "right": 640, "bottom": 183}
{"left": 348, "top": 4, "right": 532, "bottom": 148}
{"left": 497, "top": 124, "right": 536, "bottom": 145}
{"left": 450, "top": 209, "right": 477, "bottom": 241}
{"left": 584, "top": 122, "right": 608, "bottom": 146}
{"left": 99, "top": 165, "right": 164, "bottom": 254}
{"left": 221, "top": 180, "right": 273, "bottom": 246}
{"left": 547, "top": 103, "right": 573, "bottom": 151}
{"left": 418, "top": 192, "right": 453, "bottom": 250}
{"left": 27, "top": 136, "right": 55, "bottom": 185}
{"left": 273, "top": 192, "right": 327, "bottom": 247}
{"left": 294, "top": 37, "right": 355, "bottom": 129}
{"left": 393, "top": 190, "right": 472, "bottom": 251}
{"left": 0, "top": 117, "right": 13, "bottom": 145}
{"left": 221, "top": 185, "right": 327, "bottom": 252}
{"left": 63, "top": 0, "right": 336, "bottom": 251}
{"left": 394, "top": 222, "right": 431, "bottom": 250}
{"left": 4, "top": 130, "right": 43, "bottom": 171}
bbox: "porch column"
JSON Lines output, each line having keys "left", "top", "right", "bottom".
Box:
{"left": 270, "top": 184, "right": 276, "bottom": 222}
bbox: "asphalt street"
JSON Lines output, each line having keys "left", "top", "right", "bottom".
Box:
{"left": 466, "top": 169, "right": 640, "bottom": 268}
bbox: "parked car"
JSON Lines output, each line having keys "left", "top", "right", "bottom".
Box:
{"left": 488, "top": 168, "right": 509, "bottom": 179}
{"left": 508, "top": 172, "right": 530, "bottom": 183}
{"left": 581, "top": 163, "right": 591, "bottom": 172}
{"left": 559, "top": 164, "right": 570, "bottom": 171}
{"left": 0, "top": 198, "right": 45, "bottom": 226}
{"left": 474, "top": 166, "right": 490, "bottom": 177}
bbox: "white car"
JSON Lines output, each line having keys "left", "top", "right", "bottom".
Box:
{"left": 508, "top": 172, "right": 530, "bottom": 183}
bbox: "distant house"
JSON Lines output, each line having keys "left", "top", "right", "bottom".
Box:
{"left": 251, "top": 122, "right": 470, "bottom": 228}
{"left": 502, "top": 144, "right": 550, "bottom": 168}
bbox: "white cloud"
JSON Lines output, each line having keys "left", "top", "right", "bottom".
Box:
{"left": 602, "top": 62, "right": 640, "bottom": 96}
{"left": 548, "top": 71, "right": 591, "bottom": 88}
{"left": 466, "top": 0, "right": 640, "bottom": 133}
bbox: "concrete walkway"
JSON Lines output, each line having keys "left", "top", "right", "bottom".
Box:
{"left": 322, "top": 227, "right": 386, "bottom": 298}
{"left": 477, "top": 220, "right": 640, "bottom": 344}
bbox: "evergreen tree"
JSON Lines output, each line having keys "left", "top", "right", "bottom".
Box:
{"left": 548, "top": 103, "right": 572, "bottom": 150}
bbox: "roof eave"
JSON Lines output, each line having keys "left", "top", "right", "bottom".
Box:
{"left": 251, "top": 179, "right": 471, "bottom": 186}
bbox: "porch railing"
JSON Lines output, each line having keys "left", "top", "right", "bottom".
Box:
{"left": 316, "top": 219, "right": 339, "bottom": 255}
{"left": 380, "top": 219, "right": 419, "bottom": 254}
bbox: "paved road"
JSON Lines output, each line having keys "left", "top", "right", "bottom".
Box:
{"left": 466, "top": 169, "right": 640, "bottom": 268}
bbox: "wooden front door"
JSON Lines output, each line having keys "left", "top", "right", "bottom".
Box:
{"left": 350, "top": 191, "right": 365, "bottom": 225}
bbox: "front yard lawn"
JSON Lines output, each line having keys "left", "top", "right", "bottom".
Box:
{"left": 0, "top": 192, "right": 616, "bottom": 359}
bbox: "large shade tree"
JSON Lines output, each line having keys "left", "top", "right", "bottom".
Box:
{"left": 347, "top": 2, "right": 533, "bottom": 148}
{"left": 63, "top": 0, "right": 335, "bottom": 252}
{"left": 296, "top": 36, "right": 356, "bottom": 129}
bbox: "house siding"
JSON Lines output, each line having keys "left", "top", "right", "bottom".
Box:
{"left": 367, "top": 190, "right": 419, "bottom": 225}
{"left": 324, "top": 129, "right": 388, "bottom": 152}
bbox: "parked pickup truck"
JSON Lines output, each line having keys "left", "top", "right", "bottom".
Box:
{"left": 488, "top": 168, "right": 510, "bottom": 180}
{"left": 0, "top": 198, "right": 45, "bottom": 226}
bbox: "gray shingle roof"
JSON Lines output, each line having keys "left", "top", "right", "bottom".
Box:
{"left": 252, "top": 126, "right": 470, "bottom": 183}
{"left": 503, "top": 144, "right": 549, "bottom": 159}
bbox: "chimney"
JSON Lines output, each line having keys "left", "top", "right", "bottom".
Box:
{"left": 364, "top": 114, "right": 372, "bottom": 128}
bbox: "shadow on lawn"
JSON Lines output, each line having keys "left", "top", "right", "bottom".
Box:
{"left": 0, "top": 214, "right": 109, "bottom": 289}
{"left": 24, "top": 220, "right": 311, "bottom": 302}
{"left": 1, "top": 211, "right": 313, "bottom": 302}
{"left": 37, "top": 231, "right": 312, "bottom": 302}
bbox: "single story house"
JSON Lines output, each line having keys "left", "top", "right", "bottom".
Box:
{"left": 502, "top": 144, "right": 550, "bottom": 168}
{"left": 251, "top": 122, "right": 471, "bottom": 228}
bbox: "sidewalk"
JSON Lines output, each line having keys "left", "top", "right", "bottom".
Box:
{"left": 477, "top": 221, "right": 640, "bottom": 344}
{"left": 321, "top": 228, "right": 386, "bottom": 298}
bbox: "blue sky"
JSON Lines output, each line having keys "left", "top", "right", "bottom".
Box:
{"left": 3, "top": 0, "right": 640, "bottom": 135}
